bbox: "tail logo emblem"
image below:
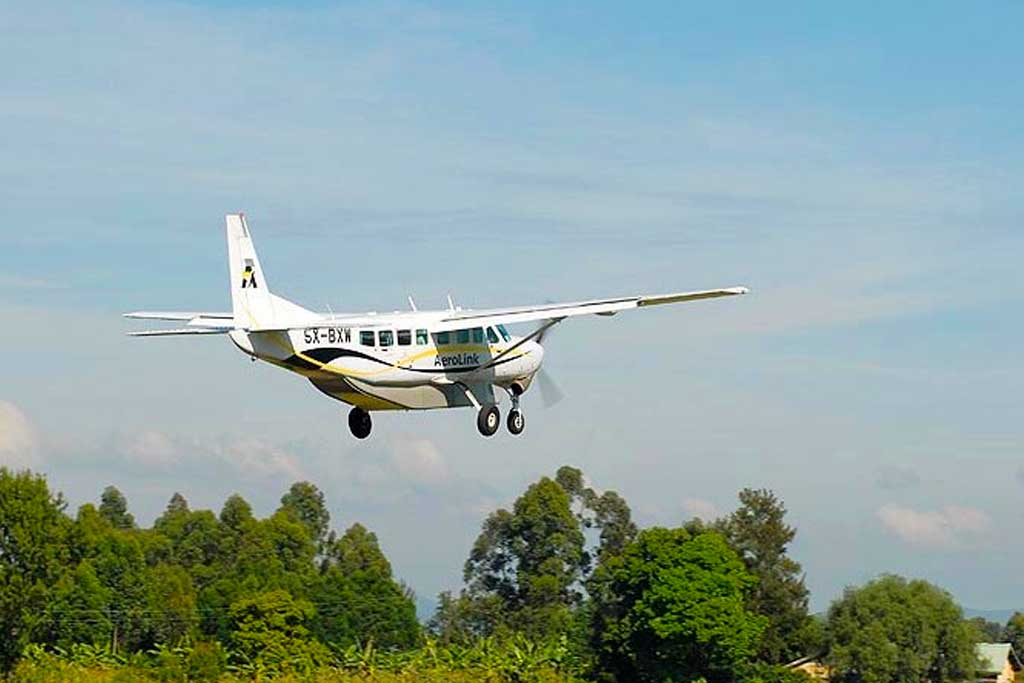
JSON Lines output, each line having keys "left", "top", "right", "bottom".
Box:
{"left": 241, "top": 259, "right": 258, "bottom": 289}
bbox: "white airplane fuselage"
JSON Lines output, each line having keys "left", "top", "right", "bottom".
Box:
{"left": 126, "top": 213, "right": 747, "bottom": 438}
{"left": 228, "top": 320, "right": 543, "bottom": 411}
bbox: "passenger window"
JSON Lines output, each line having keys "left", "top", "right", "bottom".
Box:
{"left": 379, "top": 330, "right": 394, "bottom": 347}
{"left": 486, "top": 327, "right": 499, "bottom": 344}
{"left": 435, "top": 331, "right": 450, "bottom": 345}
{"left": 497, "top": 324, "right": 511, "bottom": 342}
{"left": 416, "top": 329, "right": 429, "bottom": 345}
{"left": 456, "top": 329, "right": 470, "bottom": 344}
{"left": 397, "top": 329, "right": 411, "bottom": 346}
{"left": 472, "top": 328, "right": 484, "bottom": 344}
{"left": 360, "top": 330, "right": 375, "bottom": 347}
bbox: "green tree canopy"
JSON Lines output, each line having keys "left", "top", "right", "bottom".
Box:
{"left": 98, "top": 485, "right": 136, "bottom": 530}
{"left": 1005, "top": 612, "right": 1024, "bottom": 658}
{"left": 312, "top": 523, "right": 419, "bottom": 649}
{"left": 825, "top": 575, "right": 977, "bottom": 683}
{"left": 278, "top": 481, "right": 330, "bottom": 552}
{"left": 0, "top": 468, "right": 71, "bottom": 671}
{"left": 592, "top": 526, "right": 766, "bottom": 683}
{"left": 464, "top": 475, "right": 586, "bottom": 638}
{"left": 228, "top": 589, "right": 326, "bottom": 672}
{"left": 716, "top": 488, "right": 813, "bottom": 663}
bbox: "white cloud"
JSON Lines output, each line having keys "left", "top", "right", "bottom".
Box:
{"left": 0, "top": 401, "right": 40, "bottom": 468}
{"left": 682, "top": 497, "right": 720, "bottom": 521}
{"left": 212, "top": 438, "right": 306, "bottom": 481}
{"left": 877, "top": 504, "right": 992, "bottom": 549}
{"left": 108, "top": 428, "right": 305, "bottom": 481}
{"left": 115, "top": 429, "right": 180, "bottom": 466}
{"left": 390, "top": 439, "right": 449, "bottom": 485}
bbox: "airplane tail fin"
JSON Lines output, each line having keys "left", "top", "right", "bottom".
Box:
{"left": 226, "top": 214, "right": 315, "bottom": 330}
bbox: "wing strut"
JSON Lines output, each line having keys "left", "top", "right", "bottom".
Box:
{"left": 478, "top": 317, "right": 563, "bottom": 371}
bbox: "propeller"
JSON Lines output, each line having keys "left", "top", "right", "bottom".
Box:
{"left": 535, "top": 367, "right": 565, "bottom": 407}
{"left": 533, "top": 318, "right": 564, "bottom": 407}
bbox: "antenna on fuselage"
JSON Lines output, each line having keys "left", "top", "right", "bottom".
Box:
{"left": 447, "top": 294, "right": 455, "bottom": 311}
{"left": 408, "top": 296, "right": 418, "bottom": 312}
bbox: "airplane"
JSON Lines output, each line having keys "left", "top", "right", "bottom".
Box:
{"left": 125, "top": 214, "right": 749, "bottom": 439}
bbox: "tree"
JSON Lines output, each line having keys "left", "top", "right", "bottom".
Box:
{"left": 463, "top": 476, "right": 587, "bottom": 638}
{"left": 1005, "top": 612, "right": 1024, "bottom": 657}
{"left": 592, "top": 527, "right": 766, "bottom": 683}
{"left": 716, "top": 488, "right": 812, "bottom": 663}
{"left": 0, "top": 469, "right": 70, "bottom": 671}
{"left": 968, "top": 616, "right": 1004, "bottom": 642}
{"left": 77, "top": 513, "right": 150, "bottom": 653}
{"left": 220, "top": 494, "right": 255, "bottom": 532}
{"left": 38, "top": 561, "right": 110, "bottom": 649}
{"left": 825, "top": 575, "right": 976, "bottom": 683}
{"left": 144, "top": 564, "right": 198, "bottom": 645}
{"left": 98, "top": 485, "right": 136, "bottom": 530}
{"left": 312, "top": 523, "right": 420, "bottom": 648}
{"left": 228, "top": 589, "right": 327, "bottom": 672}
{"left": 278, "top": 482, "right": 330, "bottom": 553}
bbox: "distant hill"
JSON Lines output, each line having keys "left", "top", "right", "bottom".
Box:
{"left": 964, "top": 607, "right": 1023, "bottom": 624}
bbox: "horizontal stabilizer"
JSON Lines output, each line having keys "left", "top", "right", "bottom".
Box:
{"left": 124, "top": 311, "right": 232, "bottom": 321}
{"left": 127, "top": 328, "right": 230, "bottom": 337}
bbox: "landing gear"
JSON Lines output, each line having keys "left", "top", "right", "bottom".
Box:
{"left": 507, "top": 409, "right": 525, "bottom": 435}
{"left": 348, "top": 407, "right": 372, "bottom": 439}
{"left": 505, "top": 384, "right": 525, "bottom": 436}
{"left": 477, "top": 405, "right": 500, "bottom": 437}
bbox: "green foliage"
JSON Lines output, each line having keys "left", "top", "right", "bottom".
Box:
{"left": 715, "top": 488, "right": 813, "bottom": 664}
{"left": 825, "top": 574, "right": 977, "bottom": 683}
{"left": 0, "top": 468, "right": 71, "bottom": 671}
{"left": 312, "top": 524, "right": 420, "bottom": 649}
{"left": 98, "top": 487, "right": 136, "bottom": 530}
{"left": 463, "top": 476, "right": 587, "bottom": 640}
{"left": 9, "top": 636, "right": 585, "bottom": 682}
{"left": 592, "top": 527, "right": 767, "bottom": 683}
{"left": 277, "top": 481, "right": 331, "bottom": 551}
{"left": 446, "top": 466, "right": 637, "bottom": 645}
{"left": 740, "top": 663, "right": 814, "bottom": 683}
{"left": 968, "top": 616, "right": 1004, "bottom": 642}
{"left": 1005, "top": 612, "right": 1024, "bottom": 655}
{"left": 227, "top": 589, "right": 329, "bottom": 674}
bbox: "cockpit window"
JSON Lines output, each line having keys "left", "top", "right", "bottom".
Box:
{"left": 496, "top": 324, "right": 511, "bottom": 342}
{"left": 360, "top": 330, "right": 375, "bottom": 347}
{"left": 435, "top": 331, "right": 450, "bottom": 345}
{"left": 456, "top": 329, "right": 470, "bottom": 344}
{"left": 486, "top": 327, "right": 499, "bottom": 344}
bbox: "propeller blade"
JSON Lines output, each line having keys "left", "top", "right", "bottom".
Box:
{"left": 536, "top": 368, "right": 565, "bottom": 408}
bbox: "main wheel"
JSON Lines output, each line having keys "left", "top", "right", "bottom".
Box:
{"left": 348, "top": 407, "right": 372, "bottom": 439}
{"left": 477, "top": 405, "right": 500, "bottom": 437}
{"left": 507, "top": 409, "right": 525, "bottom": 435}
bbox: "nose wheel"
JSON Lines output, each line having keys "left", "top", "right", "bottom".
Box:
{"left": 348, "top": 407, "right": 372, "bottom": 439}
{"left": 507, "top": 409, "right": 525, "bottom": 435}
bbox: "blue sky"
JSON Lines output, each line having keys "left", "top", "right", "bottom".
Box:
{"left": 2, "top": 0, "right": 1022, "bottom": 614}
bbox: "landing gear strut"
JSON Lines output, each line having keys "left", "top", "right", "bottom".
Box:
{"left": 348, "top": 407, "right": 372, "bottom": 439}
{"left": 477, "top": 404, "right": 500, "bottom": 437}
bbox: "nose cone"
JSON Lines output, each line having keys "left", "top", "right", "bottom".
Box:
{"left": 528, "top": 340, "right": 545, "bottom": 373}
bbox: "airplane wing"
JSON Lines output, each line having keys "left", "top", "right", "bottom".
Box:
{"left": 430, "top": 287, "right": 749, "bottom": 331}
